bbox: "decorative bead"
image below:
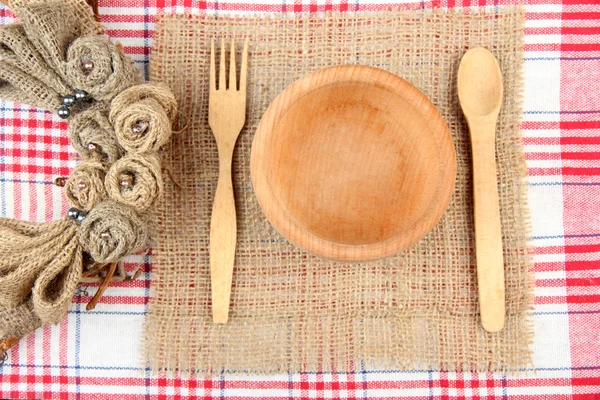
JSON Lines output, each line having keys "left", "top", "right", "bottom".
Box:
{"left": 119, "top": 174, "right": 134, "bottom": 191}
{"left": 77, "top": 182, "right": 87, "bottom": 190}
{"left": 131, "top": 121, "right": 149, "bottom": 136}
{"left": 87, "top": 143, "right": 97, "bottom": 152}
{"left": 54, "top": 177, "right": 67, "bottom": 187}
{"left": 81, "top": 55, "right": 94, "bottom": 72}
{"left": 74, "top": 89, "right": 90, "bottom": 102}
{"left": 67, "top": 207, "right": 80, "bottom": 220}
{"left": 76, "top": 210, "right": 87, "bottom": 224}
{"left": 100, "top": 231, "right": 111, "bottom": 242}
{"left": 57, "top": 105, "right": 70, "bottom": 119}
{"left": 63, "top": 95, "right": 75, "bottom": 107}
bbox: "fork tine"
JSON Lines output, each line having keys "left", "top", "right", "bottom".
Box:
{"left": 229, "top": 39, "right": 237, "bottom": 91}
{"left": 209, "top": 39, "right": 216, "bottom": 93}
{"left": 239, "top": 38, "right": 248, "bottom": 92}
{"left": 219, "top": 39, "right": 227, "bottom": 91}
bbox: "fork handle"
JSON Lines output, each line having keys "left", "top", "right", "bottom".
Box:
{"left": 210, "top": 152, "right": 237, "bottom": 324}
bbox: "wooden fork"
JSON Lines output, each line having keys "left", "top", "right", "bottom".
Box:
{"left": 209, "top": 38, "right": 248, "bottom": 323}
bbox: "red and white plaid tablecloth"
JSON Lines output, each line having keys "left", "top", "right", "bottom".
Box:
{"left": 1, "top": 0, "right": 599, "bottom": 398}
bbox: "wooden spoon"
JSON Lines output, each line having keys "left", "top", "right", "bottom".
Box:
{"left": 457, "top": 47, "right": 506, "bottom": 333}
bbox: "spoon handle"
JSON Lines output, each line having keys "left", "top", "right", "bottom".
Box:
{"left": 469, "top": 117, "right": 506, "bottom": 333}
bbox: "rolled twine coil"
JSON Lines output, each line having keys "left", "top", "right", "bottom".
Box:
{"left": 69, "top": 104, "right": 124, "bottom": 164}
{"left": 65, "top": 160, "right": 108, "bottom": 211}
{"left": 110, "top": 82, "right": 178, "bottom": 120}
{"left": 79, "top": 200, "right": 148, "bottom": 264}
{"left": 66, "top": 35, "right": 140, "bottom": 102}
{"left": 104, "top": 152, "right": 164, "bottom": 213}
{"left": 110, "top": 82, "right": 177, "bottom": 154}
{"left": 111, "top": 97, "right": 171, "bottom": 153}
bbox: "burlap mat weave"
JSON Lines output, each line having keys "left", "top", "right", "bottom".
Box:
{"left": 145, "top": 8, "right": 531, "bottom": 374}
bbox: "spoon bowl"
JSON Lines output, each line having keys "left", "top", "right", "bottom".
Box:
{"left": 457, "top": 47, "right": 503, "bottom": 119}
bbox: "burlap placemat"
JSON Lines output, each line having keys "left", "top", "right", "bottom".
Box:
{"left": 144, "top": 8, "right": 531, "bottom": 374}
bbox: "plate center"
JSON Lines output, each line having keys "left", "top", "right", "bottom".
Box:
{"left": 268, "top": 81, "right": 439, "bottom": 246}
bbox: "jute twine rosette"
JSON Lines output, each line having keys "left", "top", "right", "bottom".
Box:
{"left": 145, "top": 9, "right": 532, "bottom": 374}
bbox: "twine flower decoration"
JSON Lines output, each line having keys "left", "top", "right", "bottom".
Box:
{"left": 0, "top": 0, "right": 179, "bottom": 355}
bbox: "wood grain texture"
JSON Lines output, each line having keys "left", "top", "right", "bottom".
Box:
{"left": 209, "top": 39, "right": 248, "bottom": 324}
{"left": 251, "top": 65, "right": 456, "bottom": 262}
{"left": 458, "top": 47, "right": 506, "bottom": 333}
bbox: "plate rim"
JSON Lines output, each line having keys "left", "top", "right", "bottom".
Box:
{"left": 250, "top": 65, "right": 456, "bottom": 262}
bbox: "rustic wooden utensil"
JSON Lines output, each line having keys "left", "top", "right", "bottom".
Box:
{"left": 251, "top": 65, "right": 456, "bottom": 262}
{"left": 457, "top": 47, "right": 506, "bottom": 333}
{"left": 208, "top": 38, "right": 248, "bottom": 324}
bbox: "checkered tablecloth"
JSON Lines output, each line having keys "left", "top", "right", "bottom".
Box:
{"left": 0, "top": 0, "right": 599, "bottom": 398}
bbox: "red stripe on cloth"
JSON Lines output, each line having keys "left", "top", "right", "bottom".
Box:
{"left": 522, "top": 121, "right": 560, "bottom": 130}
{"left": 562, "top": 26, "right": 600, "bottom": 35}
{"left": 26, "top": 334, "right": 35, "bottom": 395}
{"left": 536, "top": 295, "right": 568, "bottom": 304}
{"left": 563, "top": 0, "right": 600, "bottom": 4}
{"left": 525, "top": 152, "right": 561, "bottom": 160}
{"left": 566, "top": 243, "right": 600, "bottom": 253}
{"left": 566, "top": 260, "right": 600, "bottom": 271}
{"left": 1, "top": 148, "right": 71, "bottom": 160}
{"left": 567, "top": 294, "right": 600, "bottom": 303}
{"left": 537, "top": 278, "right": 567, "bottom": 287}
{"left": 0, "top": 132, "right": 70, "bottom": 146}
{"left": 562, "top": 167, "right": 600, "bottom": 175}
{"left": 562, "top": 12, "right": 600, "bottom": 20}
{"left": 562, "top": 152, "right": 600, "bottom": 160}
{"left": 536, "top": 245, "right": 566, "bottom": 254}
{"left": 0, "top": 164, "right": 72, "bottom": 177}
{"left": 535, "top": 261, "right": 567, "bottom": 273}
{"left": 561, "top": 136, "right": 600, "bottom": 145}
{"left": 562, "top": 43, "right": 600, "bottom": 51}
{"left": 567, "top": 277, "right": 600, "bottom": 286}
{"left": 528, "top": 167, "right": 563, "bottom": 176}
{"left": 72, "top": 295, "right": 148, "bottom": 305}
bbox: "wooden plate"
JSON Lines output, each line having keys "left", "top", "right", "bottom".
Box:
{"left": 251, "top": 65, "right": 456, "bottom": 262}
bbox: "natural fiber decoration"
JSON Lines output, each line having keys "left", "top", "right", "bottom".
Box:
{"left": 0, "top": 218, "right": 77, "bottom": 307}
{"left": 111, "top": 97, "right": 171, "bottom": 153}
{"left": 66, "top": 35, "right": 140, "bottom": 102}
{"left": 0, "top": 217, "right": 80, "bottom": 335}
{"left": 0, "top": 0, "right": 173, "bottom": 350}
{"left": 15, "top": 1, "right": 84, "bottom": 81}
{"left": 32, "top": 235, "right": 82, "bottom": 324}
{"left": 0, "top": 301, "right": 41, "bottom": 339}
{"left": 0, "top": 24, "right": 72, "bottom": 96}
{"left": 146, "top": 9, "right": 531, "bottom": 374}
{"left": 104, "top": 152, "right": 163, "bottom": 212}
{"left": 110, "top": 83, "right": 177, "bottom": 153}
{"left": 79, "top": 200, "right": 148, "bottom": 264}
{"left": 65, "top": 159, "right": 108, "bottom": 211}
{"left": 69, "top": 103, "right": 124, "bottom": 164}
{"left": 111, "top": 82, "right": 178, "bottom": 121}
{"left": 0, "top": 60, "right": 62, "bottom": 109}
{"left": 9, "top": 0, "right": 104, "bottom": 36}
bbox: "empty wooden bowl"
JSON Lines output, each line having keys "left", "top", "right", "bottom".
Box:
{"left": 251, "top": 65, "right": 456, "bottom": 262}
